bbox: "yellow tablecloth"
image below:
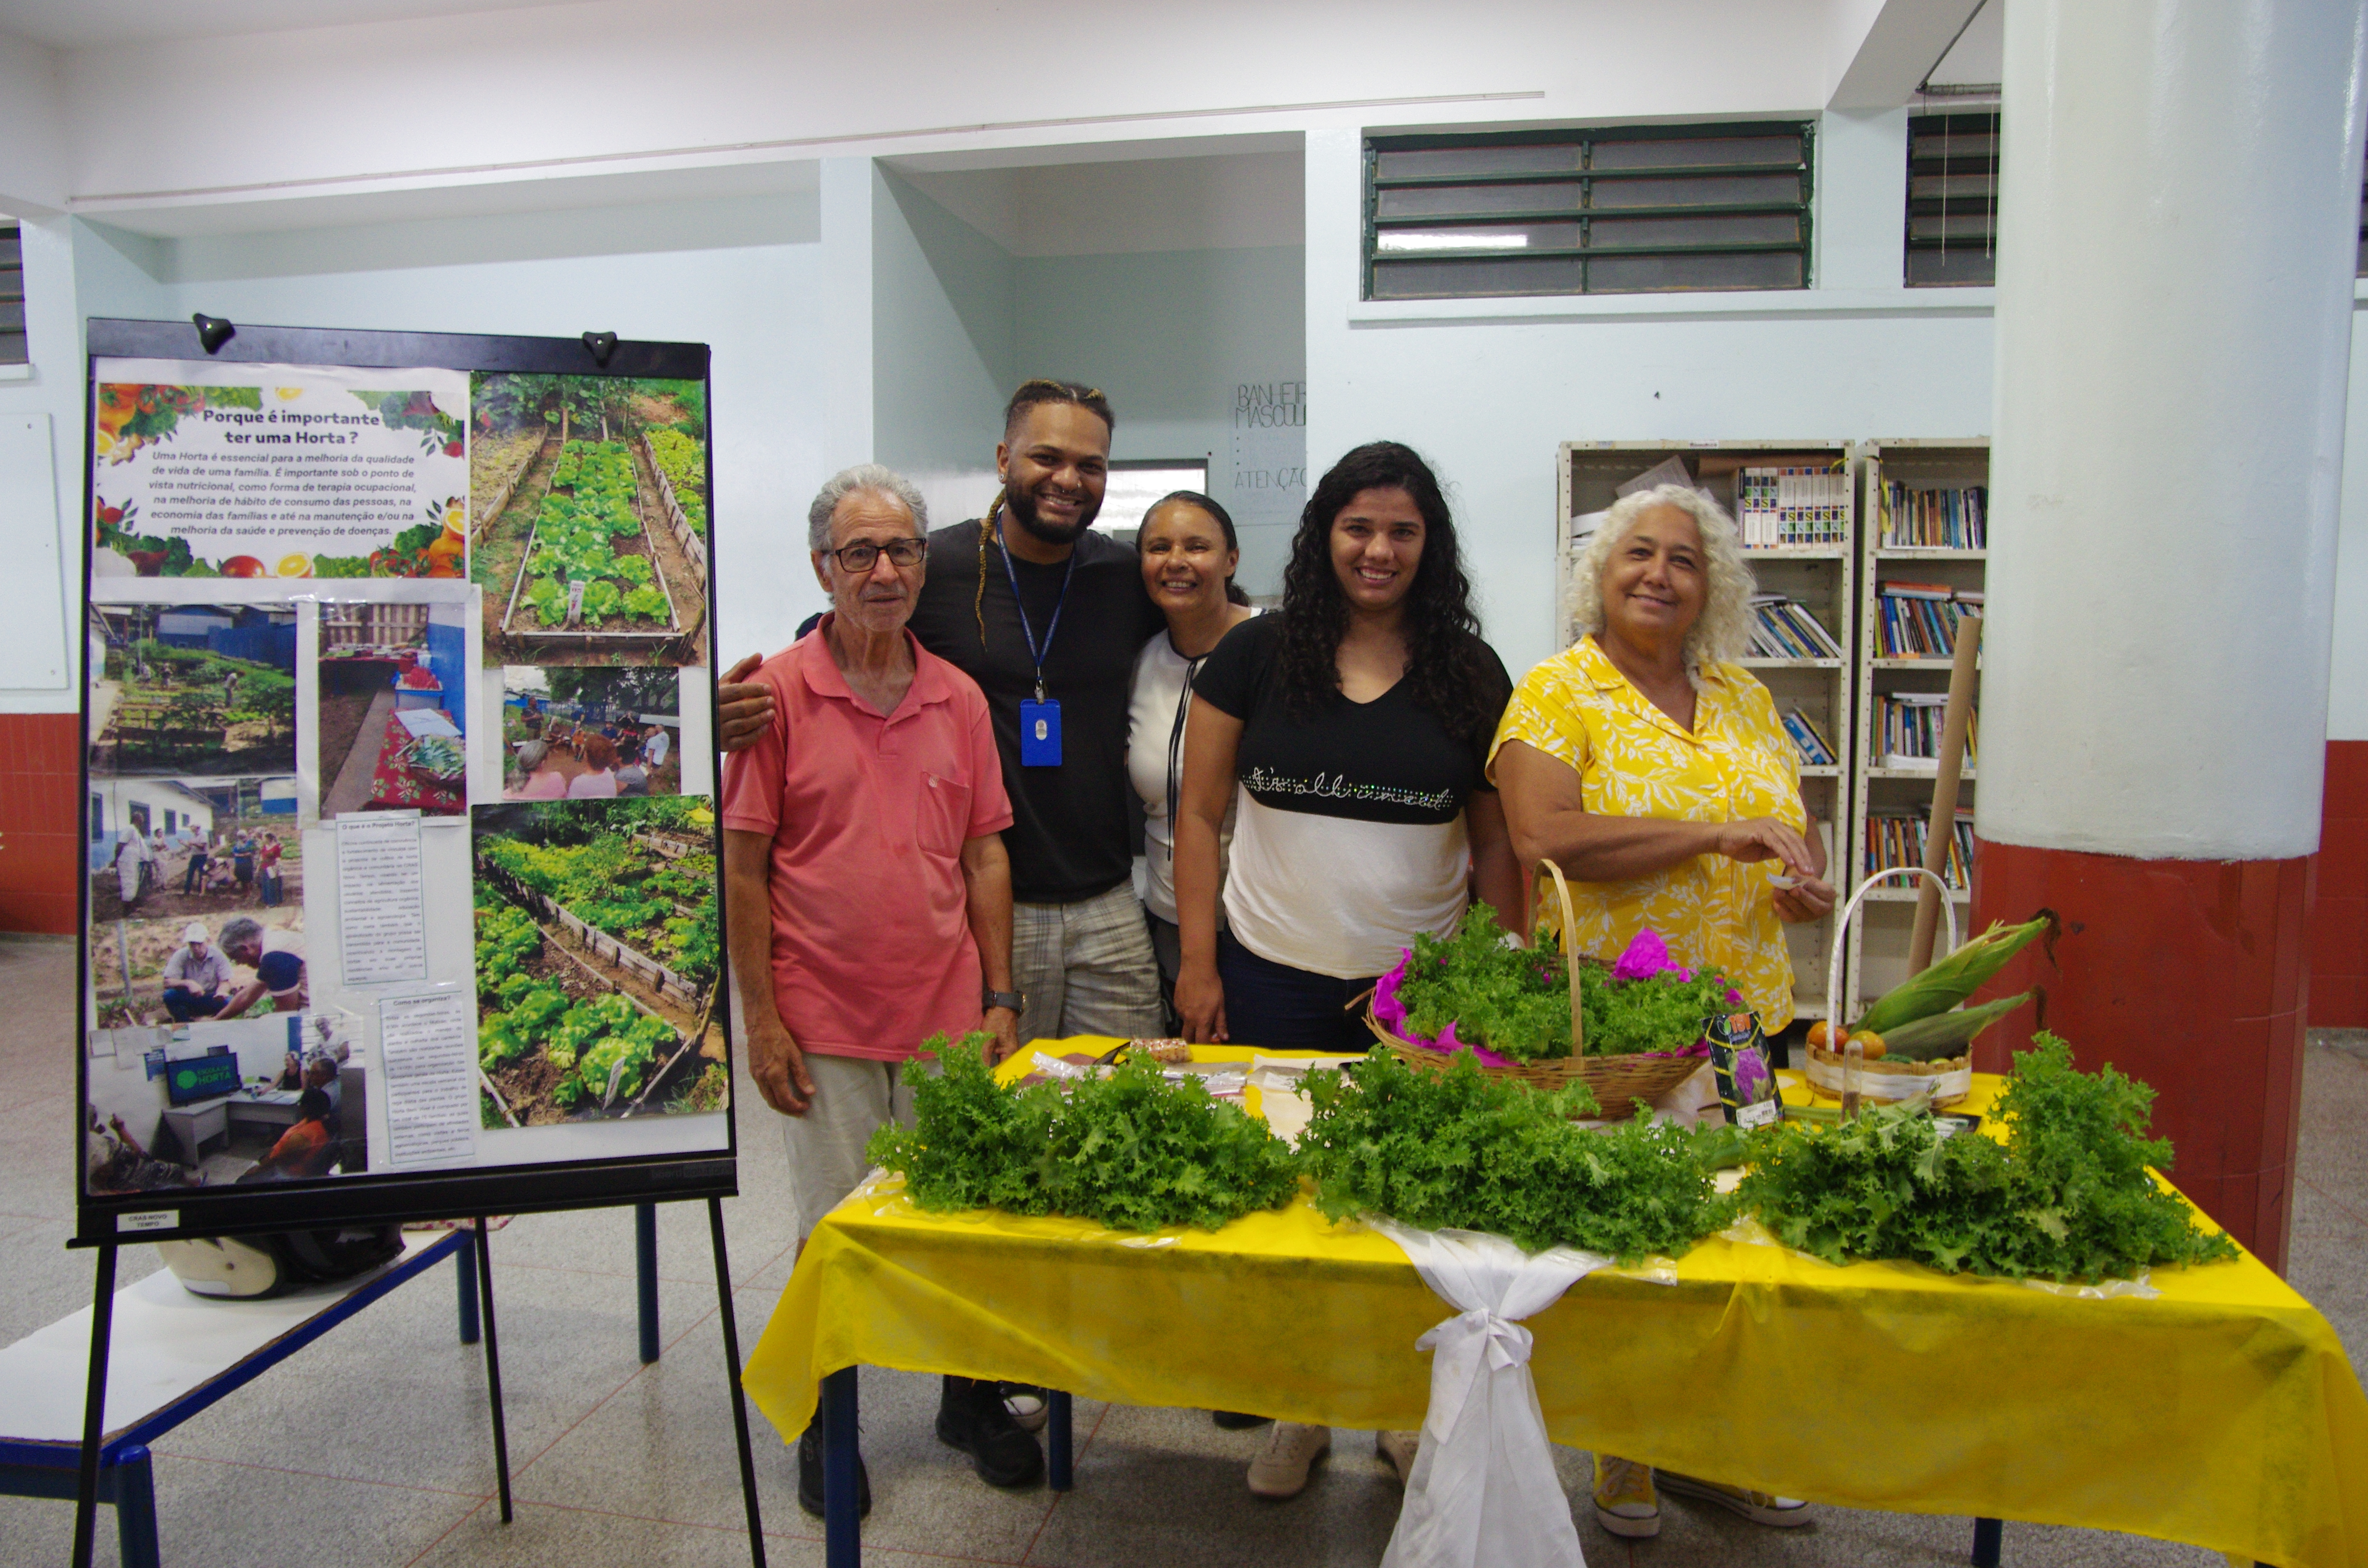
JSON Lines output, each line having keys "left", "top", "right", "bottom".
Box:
{"left": 742, "top": 1041, "right": 2368, "bottom": 1568}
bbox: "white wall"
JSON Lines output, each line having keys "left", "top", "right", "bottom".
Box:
{"left": 46, "top": 0, "right": 1843, "bottom": 219}
{"left": 871, "top": 167, "right": 1014, "bottom": 528}
{"left": 868, "top": 166, "right": 1308, "bottom": 570}
{"left": 2332, "top": 312, "right": 2368, "bottom": 744}
{"left": 0, "top": 29, "right": 64, "bottom": 213}
{"left": 1307, "top": 117, "right": 1998, "bottom": 680}
{"left": 1015, "top": 245, "right": 1307, "bottom": 591}
{"left": 9, "top": 0, "right": 2365, "bottom": 738}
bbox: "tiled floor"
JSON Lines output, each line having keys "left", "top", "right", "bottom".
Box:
{"left": 3, "top": 931, "right": 2362, "bottom": 1566}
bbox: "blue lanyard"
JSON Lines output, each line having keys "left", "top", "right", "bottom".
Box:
{"left": 996, "top": 518, "right": 1076, "bottom": 702}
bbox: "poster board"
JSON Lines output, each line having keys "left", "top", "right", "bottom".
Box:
{"left": 75, "top": 318, "right": 733, "bottom": 1244}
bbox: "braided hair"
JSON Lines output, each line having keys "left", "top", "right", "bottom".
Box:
{"left": 1275, "top": 441, "right": 1492, "bottom": 740}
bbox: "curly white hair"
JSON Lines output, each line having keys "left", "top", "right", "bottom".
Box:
{"left": 1565, "top": 482, "right": 1754, "bottom": 678}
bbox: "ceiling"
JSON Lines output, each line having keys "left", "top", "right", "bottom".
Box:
{"left": 888, "top": 141, "right": 1304, "bottom": 258}
{"left": 0, "top": 0, "right": 586, "bottom": 49}
{"left": 1926, "top": 0, "right": 2002, "bottom": 90}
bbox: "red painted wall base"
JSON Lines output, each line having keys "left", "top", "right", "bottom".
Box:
{"left": 2313, "top": 739, "right": 2368, "bottom": 1026}
{"left": 1971, "top": 837, "right": 2307, "bottom": 1275}
{"left": 0, "top": 714, "right": 82, "bottom": 936}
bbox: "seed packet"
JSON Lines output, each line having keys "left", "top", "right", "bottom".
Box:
{"left": 1705, "top": 1010, "right": 1782, "bottom": 1129}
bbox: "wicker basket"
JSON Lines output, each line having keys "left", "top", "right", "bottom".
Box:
{"left": 1802, "top": 1043, "right": 1972, "bottom": 1107}
{"left": 1817, "top": 867, "right": 1970, "bottom": 1109}
{"left": 1368, "top": 859, "right": 1709, "bottom": 1110}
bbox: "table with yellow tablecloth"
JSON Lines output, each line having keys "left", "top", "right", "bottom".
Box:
{"left": 741, "top": 1041, "right": 2368, "bottom": 1568}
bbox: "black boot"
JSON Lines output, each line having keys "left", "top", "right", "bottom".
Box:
{"left": 936, "top": 1375, "right": 1044, "bottom": 1488}
{"left": 797, "top": 1419, "right": 871, "bottom": 1519}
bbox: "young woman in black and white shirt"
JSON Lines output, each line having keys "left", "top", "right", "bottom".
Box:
{"left": 1172, "top": 441, "right": 1521, "bottom": 1054}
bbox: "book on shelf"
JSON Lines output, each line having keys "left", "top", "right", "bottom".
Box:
{"left": 1737, "top": 466, "right": 1846, "bottom": 549}
{"left": 1781, "top": 707, "right": 1838, "bottom": 767}
{"left": 1863, "top": 806, "right": 1977, "bottom": 890}
{"left": 1873, "top": 692, "right": 1979, "bottom": 765}
{"left": 1874, "top": 581, "right": 1982, "bottom": 659}
{"left": 1745, "top": 595, "right": 1844, "bottom": 659}
{"left": 1877, "top": 481, "right": 1987, "bottom": 550}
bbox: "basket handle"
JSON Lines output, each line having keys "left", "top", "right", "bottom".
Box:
{"left": 1824, "top": 867, "right": 1960, "bottom": 1032}
{"left": 1529, "top": 858, "right": 1584, "bottom": 1056}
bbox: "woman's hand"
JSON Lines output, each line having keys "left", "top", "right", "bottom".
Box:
{"left": 1710, "top": 817, "right": 1818, "bottom": 875}
{"left": 1772, "top": 875, "right": 1836, "bottom": 923}
{"left": 1175, "top": 960, "right": 1228, "bottom": 1044}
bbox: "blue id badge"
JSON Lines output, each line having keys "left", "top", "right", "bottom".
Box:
{"left": 1019, "top": 698, "right": 1062, "bottom": 766}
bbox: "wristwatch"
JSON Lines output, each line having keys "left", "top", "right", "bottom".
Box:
{"left": 983, "top": 989, "right": 1025, "bottom": 1014}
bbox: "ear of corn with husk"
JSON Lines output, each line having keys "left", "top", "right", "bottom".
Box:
{"left": 1847, "top": 913, "right": 2054, "bottom": 1037}
{"left": 1876, "top": 989, "right": 2036, "bottom": 1062}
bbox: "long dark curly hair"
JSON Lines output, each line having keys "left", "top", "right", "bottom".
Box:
{"left": 1276, "top": 441, "right": 1492, "bottom": 739}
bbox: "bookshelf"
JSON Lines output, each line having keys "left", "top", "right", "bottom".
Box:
{"left": 1557, "top": 441, "right": 1858, "bottom": 1021}
{"left": 1846, "top": 438, "right": 1990, "bottom": 1017}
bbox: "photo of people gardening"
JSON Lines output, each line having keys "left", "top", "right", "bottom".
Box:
{"left": 469, "top": 371, "right": 710, "bottom": 668}
{"left": 87, "top": 602, "right": 296, "bottom": 777}
{"left": 89, "top": 775, "right": 298, "bottom": 924}
{"left": 90, "top": 906, "right": 307, "bottom": 1029}
{"left": 501, "top": 665, "right": 683, "bottom": 799}
{"left": 470, "top": 797, "right": 724, "bottom": 1128}
{"left": 316, "top": 596, "right": 471, "bottom": 819}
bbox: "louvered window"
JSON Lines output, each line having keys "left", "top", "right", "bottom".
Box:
{"left": 1905, "top": 112, "right": 1999, "bottom": 287}
{"left": 1364, "top": 122, "right": 1814, "bottom": 300}
{"left": 0, "top": 221, "right": 24, "bottom": 364}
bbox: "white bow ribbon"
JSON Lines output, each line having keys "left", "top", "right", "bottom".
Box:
{"left": 1370, "top": 1220, "right": 1611, "bottom": 1568}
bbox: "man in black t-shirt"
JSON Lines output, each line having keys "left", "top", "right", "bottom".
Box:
{"left": 717, "top": 380, "right": 1166, "bottom": 1048}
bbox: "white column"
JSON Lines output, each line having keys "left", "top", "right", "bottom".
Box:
{"left": 1980, "top": 0, "right": 2368, "bottom": 861}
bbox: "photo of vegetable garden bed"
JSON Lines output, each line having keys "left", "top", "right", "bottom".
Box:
{"left": 469, "top": 373, "right": 709, "bottom": 668}
{"left": 470, "top": 796, "right": 725, "bottom": 1127}
{"left": 88, "top": 603, "right": 296, "bottom": 777}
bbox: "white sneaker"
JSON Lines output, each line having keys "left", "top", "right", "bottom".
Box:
{"left": 998, "top": 1384, "right": 1048, "bottom": 1433}
{"left": 1593, "top": 1454, "right": 1661, "bottom": 1538}
{"left": 1247, "top": 1421, "right": 1332, "bottom": 1498}
{"left": 1658, "top": 1470, "right": 1813, "bottom": 1527}
{"left": 1377, "top": 1430, "right": 1419, "bottom": 1487}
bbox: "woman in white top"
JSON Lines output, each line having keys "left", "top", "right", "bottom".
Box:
{"left": 1127, "top": 491, "right": 1257, "bottom": 1009}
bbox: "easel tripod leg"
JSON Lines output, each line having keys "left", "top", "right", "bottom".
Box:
{"left": 637, "top": 1201, "right": 661, "bottom": 1363}
{"left": 1047, "top": 1391, "right": 1073, "bottom": 1491}
{"left": 706, "top": 1195, "right": 767, "bottom": 1567}
{"left": 70, "top": 1240, "right": 119, "bottom": 1568}
{"left": 473, "top": 1219, "right": 513, "bottom": 1523}
{"left": 112, "top": 1444, "right": 159, "bottom": 1568}
{"left": 456, "top": 1234, "right": 480, "bottom": 1344}
{"left": 822, "top": 1366, "right": 860, "bottom": 1568}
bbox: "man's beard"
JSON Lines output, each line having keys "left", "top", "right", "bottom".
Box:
{"left": 1004, "top": 480, "right": 1100, "bottom": 544}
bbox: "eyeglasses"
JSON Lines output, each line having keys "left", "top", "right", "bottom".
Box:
{"left": 825, "top": 538, "right": 927, "bottom": 573}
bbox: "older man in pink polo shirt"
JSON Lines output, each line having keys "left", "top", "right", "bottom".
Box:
{"left": 721, "top": 463, "right": 1039, "bottom": 1514}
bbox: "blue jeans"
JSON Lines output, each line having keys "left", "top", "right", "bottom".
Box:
{"left": 163, "top": 988, "right": 229, "bottom": 1023}
{"left": 1215, "top": 930, "right": 1378, "bottom": 1054}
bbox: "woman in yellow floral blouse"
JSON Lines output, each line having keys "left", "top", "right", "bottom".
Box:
{"left": 1490, "top": 480, "right": 1832, "bottom": 1540}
